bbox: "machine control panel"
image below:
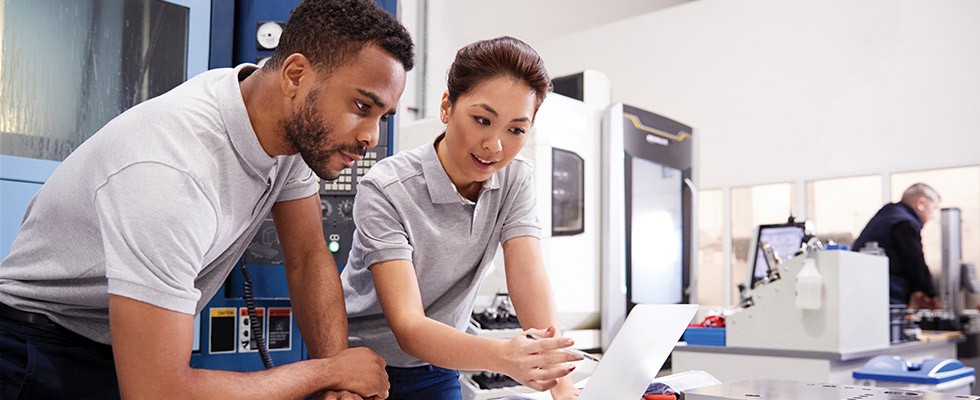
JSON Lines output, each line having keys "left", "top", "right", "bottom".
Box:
{"left": 244, "top": 121, "right": 391, "bottom": 268}
{"left": 319, "top": 143, "right": 386, "bottom": 266}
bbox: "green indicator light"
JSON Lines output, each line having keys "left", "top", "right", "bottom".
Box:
{"left": 328, "top": 241, "right": 341, "bottom": 253}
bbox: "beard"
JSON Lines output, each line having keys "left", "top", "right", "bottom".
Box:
{"left": 283, "top": 89, "right": 366, "bottom": 181}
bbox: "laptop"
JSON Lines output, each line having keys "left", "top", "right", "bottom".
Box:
{"left": 508, "top": 303, "right": 699, "bottom": 400}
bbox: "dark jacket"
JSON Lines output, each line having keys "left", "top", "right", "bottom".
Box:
{"left": 852, "top": 202, "right": 936, "bottom": 305}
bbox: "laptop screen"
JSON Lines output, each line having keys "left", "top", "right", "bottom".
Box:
{"left": 579, "top": 304, "right": 698, "bottom": 399}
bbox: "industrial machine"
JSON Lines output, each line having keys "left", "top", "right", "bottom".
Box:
{"left": 672, "top": 234, "right": 961, "bottom": 385}
{"left": 902, "top": 207, "right": 980, "bottom": 357}
{"left": 726, "top": 249, "right": 891, "bottom": 353}
{"left": 935, "top": 207, "right": 980, "bottom": 357}
{"left": 601, "top": 103, "right": 695, "bottom": 350}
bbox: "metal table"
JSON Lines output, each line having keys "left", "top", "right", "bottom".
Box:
{"left": 672, "top": 339, "right": 958, "bottom": 384}
{"left": 682, "top": 379, "right": 979, "bottom": 399}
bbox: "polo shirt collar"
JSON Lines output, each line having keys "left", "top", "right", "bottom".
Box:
{"left": 422, "top": 133, "right": 500, "bottom": 205}
{"left": 219, "top": 64, "right": 277, "bottom": 180}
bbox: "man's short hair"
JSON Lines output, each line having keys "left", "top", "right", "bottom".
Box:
{"left": 264, "top": 0, "right": 414, "bottom": 73}
{"left": 902, "top": 182, "right": 941, "bottom": 206}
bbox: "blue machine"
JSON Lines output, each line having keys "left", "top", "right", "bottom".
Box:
{"left": 853, "top": 356, "right": 976, "bottom": 385}
{"left": 0, "top": 0, "right": 400, "bottom": 373}
{"left": 853, "top": 355, "right": 976, "bottom": 395}
{"left": 192, "top": 0, "right": 399, "bottom": 371}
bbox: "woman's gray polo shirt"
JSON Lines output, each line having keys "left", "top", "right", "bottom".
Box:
{"left": 341, "top": 134, "right": 541, "bottom": 367}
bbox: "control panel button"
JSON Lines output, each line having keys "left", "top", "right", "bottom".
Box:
{"left": 256, "top": 22, "right": 284, "bottom": 50}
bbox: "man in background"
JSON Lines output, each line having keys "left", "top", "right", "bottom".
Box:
{"left": 853, "top": 183, "right": 942, "bottom": 309}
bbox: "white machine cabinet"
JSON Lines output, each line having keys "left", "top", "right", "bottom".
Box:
{"left": 727, "top": 250, "right": 890, "bottom": 354}
{"left": 672, "top": 250, "right": 959, "bottom": 385}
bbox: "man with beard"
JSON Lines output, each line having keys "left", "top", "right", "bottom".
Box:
{"left": 0, "top": 0, "right": 411, "bottom": 399}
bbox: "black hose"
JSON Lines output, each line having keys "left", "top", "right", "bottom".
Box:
{"left": 241, "top": 264, "right": 275, "bottom": 369}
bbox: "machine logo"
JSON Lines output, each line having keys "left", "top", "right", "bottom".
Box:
{"left": 623, "top": 113, "right": 689, "bottom": 146}
{"left": 645, "top": 134, "right": 669, "bottom": 146}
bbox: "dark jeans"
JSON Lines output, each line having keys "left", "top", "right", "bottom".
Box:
{"left": 0, "top": 316, "right": 119, "bottom": 399}
{"left": 386, "top": 364, "right": 462, "bottom": 400}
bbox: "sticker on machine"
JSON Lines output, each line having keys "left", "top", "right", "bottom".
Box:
{"left": 238, "top": 307, "right": 266, "bottom": 353}
{"left": 208, "top": 307, "right": 237, "bottom": 354}
{"left": 267, "top": 307, "right": 292, "bottom": 351}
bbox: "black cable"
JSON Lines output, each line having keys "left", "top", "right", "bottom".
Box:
{"left": 241, "top": 264, "right": 275, "bottom": 369}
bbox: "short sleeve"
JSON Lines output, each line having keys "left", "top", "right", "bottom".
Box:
{"left": 500, "top": 168, "right": 542, "bottom": 243}
{"left": 352, "top": 178, "right": 414, "bottom": 268}
{"left": 96, "top": 163, "right": 218, "bottom": 314}
{"left": 276, "top": 161, "right": 318, "bottom": 202}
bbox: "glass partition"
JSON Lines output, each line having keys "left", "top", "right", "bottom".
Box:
{"left": 697, "top": 189, "right": 725, "bottom": 306}
{"left": 629, "top": 158, "right": 683, "bottom": 304}
{"left": 730, "top": 183, "right": 796, "bottom": 304}
{"left": 805, "top": 175, "right": 883, "bottom": 246}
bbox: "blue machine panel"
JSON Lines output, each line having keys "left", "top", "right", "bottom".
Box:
{"left": 235, "top": 0, "right": 303, "bottom": 65}
{"left": 209, "top": 0, "right": 236, "bottom": 69}
{"left": 190, "top": 0, "right": 400, "bottom": 372}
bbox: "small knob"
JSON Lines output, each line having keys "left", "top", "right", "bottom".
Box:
{"left": 339, "top": 200, "right": 354, "bottom": 216}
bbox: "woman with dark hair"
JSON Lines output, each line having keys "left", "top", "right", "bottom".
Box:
{"left": 341, "top": 37, "right": 580, "bottom": 400}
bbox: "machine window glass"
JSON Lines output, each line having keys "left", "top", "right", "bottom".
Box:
{"left": 890, "top": 166, "right": 980, "bottom": 306}
{"left": 552, "top": 147, "right": 585, "bottom": 236}
{"left": 696, "top": 188, "right": 725, "bottom": 306}
{"left": 0, "top": 0, "right": 189, "bottom": 161}
{"left": 805, "top": 175, "right": 883, "bottom": 247}
{"left": 629, "top": 157, "right": 683, "bottom": 304}
{"left": 730, "top": 182, "right": 796, "bottom": 305}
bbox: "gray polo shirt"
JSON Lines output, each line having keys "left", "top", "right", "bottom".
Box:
{"left": 341, "top": 134, "right": 541, "bottom": 367}
{"left": 0, "top": 64, "right": 317, "bottom": 344}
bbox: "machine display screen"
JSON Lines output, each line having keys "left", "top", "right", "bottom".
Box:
{"left": 629, "top": 156, "right": 683, "bottom": 304}
{"left": 752, "top": 225, "right": 806, "bottom": 283}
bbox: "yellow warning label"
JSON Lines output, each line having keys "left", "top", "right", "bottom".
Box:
{"left": 210, "top": 308, "right": 235, "bottom": 318}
